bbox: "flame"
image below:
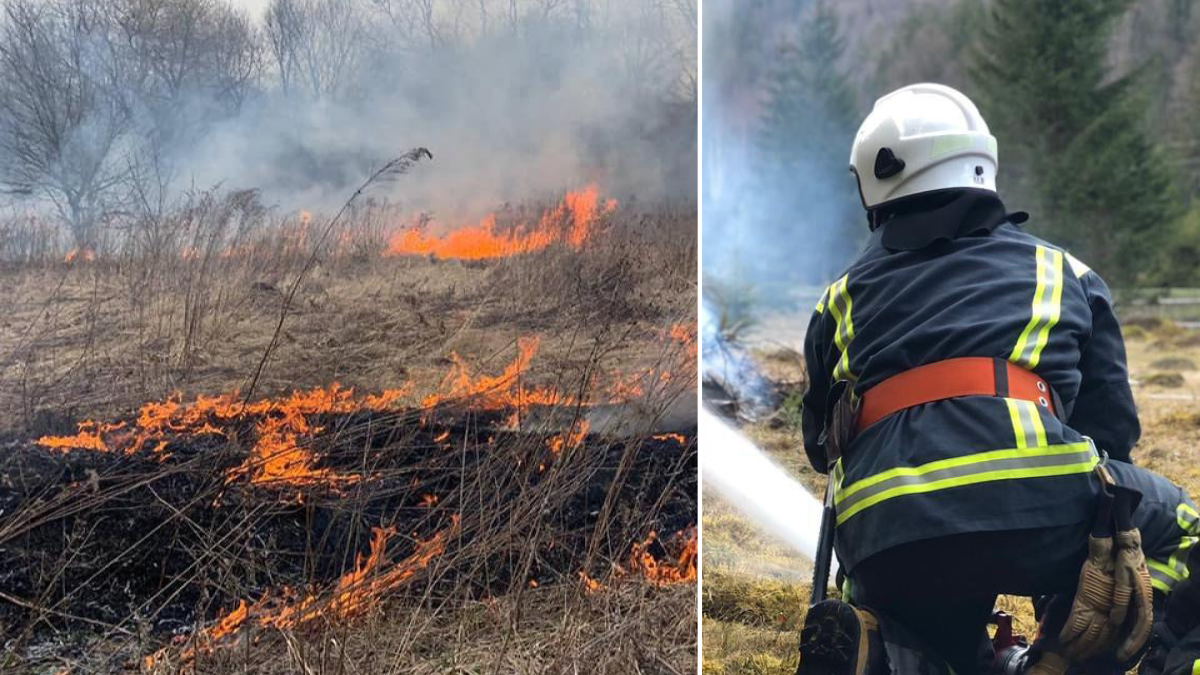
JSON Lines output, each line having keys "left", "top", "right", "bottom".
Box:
{"left": 422, "top": 337, "right": 568, "bottom": 410}
{"left": 384, "top": 185, "right": 616, "bottom": 260}
{"left": 37, "top": 384, "right": 411, "bottom": 490}
{"left": 627, "top": 528, "right": 697, "bottom": 585}
{"left": 419, "top": 493, "right": 438, "bottom": 507}
{"left": 169, "top": 518, "right": 459, "bottom": 664}
{"left": 64, "top": 248, "right": 96, "bottom": 263}
{"left": 547, "top": 419, "right": 590, "bottom": 455}
{"left": 578, "top": 571, "right": 602, "bottom": 594}
{"left": 651, "top": 433, "right": 687, "bottom": 445}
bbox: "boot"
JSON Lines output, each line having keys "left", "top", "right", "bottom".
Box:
{"left": 797, "top": 600, "right": 883, "bottom": 675}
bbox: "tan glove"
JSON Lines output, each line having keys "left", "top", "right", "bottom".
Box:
{"left": 1112, "top": 527, "right": 1154, "bottom": 663}
{"left": 1059, "top": 534, "right": 1118, "bottom": 661}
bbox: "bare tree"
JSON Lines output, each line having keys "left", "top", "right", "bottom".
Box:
{"left": 265, "top": 0, "right": 367, "bottom": 98}
{"left": 114, "top": 0, "right": 262, "bottom": 143}
{"left": 0, "top": 0, "right": 135, "bottom": 249}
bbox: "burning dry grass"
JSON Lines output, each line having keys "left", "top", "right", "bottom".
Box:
{"left": 0, "top": 191, "right": 697, "bottom": 673}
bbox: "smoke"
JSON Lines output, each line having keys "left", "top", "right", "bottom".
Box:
{"left": 700, "top": 299, "right": 777, "bottom": 420}
{"left": 700, "top": 406, "right": 836, "bottom": 585}
{"left": 177, "top": 0, "right": 697, "bottom": 219}
{"left": 701, "top": 0, "right": 862, "bottom": 300}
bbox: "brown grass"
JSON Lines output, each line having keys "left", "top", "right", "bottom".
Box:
{"left": 0, "top": 192, "right": 698, "bottom": 674}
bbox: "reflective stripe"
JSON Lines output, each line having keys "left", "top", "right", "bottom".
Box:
{"left": 816, "top": 285, "right": 830, "bottom": 314}
{"left": 826, "top": 274, "right": 857, "bottom": 381}
{"left": 1180, "top": 503, "right": 1199, "bottom": 533}
{"left": 1065, "top": 252, "right": 1091, "bottom": 278}
{"left": 1149, "top": 563, "right": 1175, "bottom": 593}
{"left": 1005, "top": 398, "right": 1046, "bottom": 449}
{"left": 1010, "top": 246, "right": 1064, "bottom": 369}
{"left": 834, "top": 442, "right": 1097, "bottom": 525}
{"left": 1192, "top": 658, "right": 1200, "bottom": 675}
{"left": 1147, "top": 503, "right": 1200, "bottom": 593}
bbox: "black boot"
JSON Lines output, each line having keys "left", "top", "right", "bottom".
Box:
{"left": 797, "top": 600, "right": 882, "bottom": 675}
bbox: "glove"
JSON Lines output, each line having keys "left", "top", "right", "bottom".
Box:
{"left": 1112, "top": 527, "right": 1153, "bottom": 663}
{"left": 1059, "top": 534, "right": 1118, "bottom": 661}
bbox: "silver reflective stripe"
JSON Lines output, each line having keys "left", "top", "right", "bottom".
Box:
{"left": 835, "top": 445, "right": 1096, "bottom": 523}
{"left": 1149, "top": 563, "right": 1177, "bottom": 592}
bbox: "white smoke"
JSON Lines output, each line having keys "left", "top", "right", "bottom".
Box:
{"left": 178, "top": 0, "right": 697, "bottom": 219}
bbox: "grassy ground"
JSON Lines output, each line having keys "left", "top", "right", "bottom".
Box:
{"left": 701, "top": 315, "right": 1200, "bottom": 675}
{"left": 0, "top": 198, "right": 699, "bottom": 674}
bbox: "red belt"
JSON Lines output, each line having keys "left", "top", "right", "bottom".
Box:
{"left": 856, "top": 357, "right": 1057, "bottom": 432}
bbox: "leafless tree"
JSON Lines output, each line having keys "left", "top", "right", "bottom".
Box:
{"left": 0, "top": 0, "right": 135, "bottom": 248}
{"left": 265, "top": 0, "right": 367, "bottom": 98}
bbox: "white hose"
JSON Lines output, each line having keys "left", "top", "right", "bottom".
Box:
{"left": 700, "top": 406, "right": 838, "bottom": 582}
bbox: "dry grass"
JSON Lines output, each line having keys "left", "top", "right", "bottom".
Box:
{"left": 702, "top": 317, "right": 1200, "bottom": 675}
{"left": 0, "top": 192, "right": 698, "bottom": 674}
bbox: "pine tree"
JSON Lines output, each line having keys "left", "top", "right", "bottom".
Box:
{"left": 752, "top": 0, "right": 861, "bottom": 284}
{"left": 971, "top": 0, "right": 1181, "bottom": 285}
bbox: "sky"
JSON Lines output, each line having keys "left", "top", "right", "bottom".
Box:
{"left": 227, "top": 0, "right": 270, "bottom": 19}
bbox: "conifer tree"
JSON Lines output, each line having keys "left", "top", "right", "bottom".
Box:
{"left": 972, "top": 0, "right": 1180, "bottom": 284}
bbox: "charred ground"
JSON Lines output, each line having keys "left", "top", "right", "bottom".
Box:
{"left": 0, "top": 192, "right": 697, "bottom": 674}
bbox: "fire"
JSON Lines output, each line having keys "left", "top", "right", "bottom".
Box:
{"left": 384, "top": 185, "right": 617, "bottom": 260}
{"left": 37, "top": 384, "right": 411, "bottom": 490}
{"left": 63, "top": 248, "right": 96, "bottom": 263}
{"left": 547, "top": 419, "right": 590, "bottom": 455}
{"left": 422, "top": 337, "right": 568, "bottom": 410}
{"left": 651, "top": 433, "right": 687, "bottom": 445}
{"left": 627, "top": 528, "right": 697, "bottom": 586}
{"left": 578, "top": 571, "right": 602, "bottom": 593}
{"left": 170, "top": 518, "right": 458, "bottom": 663}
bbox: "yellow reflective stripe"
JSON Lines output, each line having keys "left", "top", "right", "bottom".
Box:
{"left": 826, "top": 274, "right": 857, "bottom": 382}
{"left": 1150, "top": 558, "right": 1185, "bottom": 583}
{"left": 1028, "top": 250, "right": 1064, "bottom": 366}
{"left": 837, "top": 442, "right": 1092, "bottom": 503}
{"left": 1150, "top": 576, "right": 1172, "bottom": 594}
{"left": 1006, "top": 399, "right": 1027, "bottom": 449}
{"left": 1025, "top": 401, "right": 1047, "bottom": 447}
{"left": 1191, "top": 658, "right": 1200, "bottom": 675}
{"left": 833, "top": 443, "right": 1097, "bottom": 525}
{"left": 836, "top": 456, "right": 1098, "bottom": 526}
{"left": 1181, "top": 503, "right": 1200, "bottom": 533}
{"left": 1010, "top": 246, "right": 1064, "bottom": 369}
{"left": 816, "top": 285, "right": 830, "bottom": 314}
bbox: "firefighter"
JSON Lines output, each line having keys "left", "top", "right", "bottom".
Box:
{"left": 795, "top": 83, "right": 1200, "bottom": 675}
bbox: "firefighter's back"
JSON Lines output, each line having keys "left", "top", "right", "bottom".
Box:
{"left": 809, "top": 222, "right": 1113, "bottom": 570}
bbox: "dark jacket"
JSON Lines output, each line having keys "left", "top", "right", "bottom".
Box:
{"left": 801, "top": 195, "right": 1140, "bottom": 570}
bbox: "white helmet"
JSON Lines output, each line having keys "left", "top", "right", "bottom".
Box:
{"left": 850, "top": 83, "right": 998, "bottom": 210}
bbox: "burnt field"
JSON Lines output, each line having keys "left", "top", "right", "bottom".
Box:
{"left": 0, "top": 189, "right": 697, "bottom": 673}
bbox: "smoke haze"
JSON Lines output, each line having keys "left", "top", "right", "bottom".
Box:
{"left": 0, "top": 0, "right": 696, "bottom": 235}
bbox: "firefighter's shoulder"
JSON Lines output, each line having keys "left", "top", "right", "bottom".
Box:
{"left": 996, "top": 224, "right": 1094, "bottom": 280}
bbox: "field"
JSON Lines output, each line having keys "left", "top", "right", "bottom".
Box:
{"left": 701, "top": 311, "right": 1200, "bottom": 675}
{"left": 0, "top": 186, "right": 698, "bottom": 674}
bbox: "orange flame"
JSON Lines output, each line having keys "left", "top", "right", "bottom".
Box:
{"left": 628, "top": 528, "right": 697, "bottom": 586}
{"left": 651, "top": 433, "right": 687, "bottom": 445}
{"left": 547, "top": 419, "right": 590, "bottom": 455}
{"left": 384, "top": 185, "right": 616, "bottom": 260}
{"left": 174, "top": 518, "right": 459, "bottom": 662}
{"left": 422, "top": 337, "right": 568, "bottom": 410}
{"left": 37, "top": 384, "right": 410, "bottom": 490}
{"left": 64, "top": 248, "right": 96, "bottom": 263}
